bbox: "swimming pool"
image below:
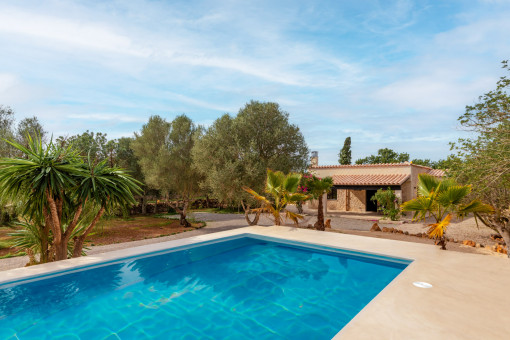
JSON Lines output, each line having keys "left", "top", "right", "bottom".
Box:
{"left": 0, "top": 235, "right": 411, "bottom": 339}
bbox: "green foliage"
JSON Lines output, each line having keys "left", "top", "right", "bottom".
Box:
{"left": 355, "top": 148, "right": 409, "bottom": 164}
{"left": 411, "top": 156, "right": 458, "bottom": 169}
{"left": 401, "top": 174, "right": 493, "bottom": 249}
{"left": 448, "top": 60, "right": 510, "bottom": 254}
{"left": 0, "top": 135, "right": 141, "bottom": 262}
{"left": 371, "top": 187, "right": 400, "bottom": 221}
{"left": 193, "top": 101, "right": 309, "bottom": 207}
{"left": 301, "top": 173, "right": 333, "bottom": 230}
{"left": 132, "top": 114, "right": 202, "bottom": 224}
{"left": 0, "top": 105, "right": 15, "bottom": 157}
{"left": 16, "top": 116, "right": 46, "bottom": 147}
{"left": 243, "top": 170, "right": 309, "bottom": 226}
{"left": 338, "top": 137, "right": 352, "bottom": 165}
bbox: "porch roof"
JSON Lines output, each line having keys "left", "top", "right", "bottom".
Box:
{"left": 331, "top": 173, "right": 410, "bottom": 186}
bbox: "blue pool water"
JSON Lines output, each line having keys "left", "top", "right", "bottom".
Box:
{"left": 0, "top": 235, "right": 410, "bottom": 339}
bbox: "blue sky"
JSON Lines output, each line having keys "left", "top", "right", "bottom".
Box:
{"left": 1, "top": 0, "right": 509, "bottom": 165}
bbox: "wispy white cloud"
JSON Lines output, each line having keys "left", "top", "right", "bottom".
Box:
{"left": 0, "top": 0, "right": 509, "bottom": 164}
{"left": 67, "top": 113, "right": 147, "bottom": 123}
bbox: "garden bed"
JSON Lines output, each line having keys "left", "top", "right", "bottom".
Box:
{"left": 0, "top": 215, "right": 205, "bottom": 258}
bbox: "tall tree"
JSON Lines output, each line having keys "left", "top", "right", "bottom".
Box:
{"left": 60, "top": 131, "right": 110, "bottom": 163}
{"left": 449, "top": 60, "right": 510, "bottom": 256}
{"left": 338, "top": 137, "right": 352, "bottom": 165}
{"left": 0, "top": 105, "right": 15, "bottom": 157}
{"left": 133, "top": 115, "right": 202, "bottom": 226}
{"left": 116, "top": 137, "right": 147, "bottom": 213}
{"left": 192, "top": 100, "right": 309, "bottom": 214}
{"left": 16, "top": 116, "right": 46, "bottom": 147}
{"left": 355, "top": 148, "right": 409, "bottom": 164}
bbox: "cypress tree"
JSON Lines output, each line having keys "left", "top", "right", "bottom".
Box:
{"left": 338, "top": 137, "right": 352, "bottom": 165}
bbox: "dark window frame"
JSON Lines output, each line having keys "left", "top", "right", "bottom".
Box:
{"left": 327, "top": 188, "right": 338, "bottom": 200}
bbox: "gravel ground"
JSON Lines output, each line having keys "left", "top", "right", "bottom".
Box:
{"left": 0, "top": 211, "right": 503, "bottom": 271}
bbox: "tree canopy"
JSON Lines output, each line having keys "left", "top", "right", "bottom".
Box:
{"left": 133, "top": 114, "right": 202, "bottom": 225}
{"left": 355, "top": 148, "right": 409, "bottom": 164}
{"left": 192, "top": 100, "right": 309, "bottom": 207}
{"left": 448, "top": 60, "right": 510, "bottom": 255}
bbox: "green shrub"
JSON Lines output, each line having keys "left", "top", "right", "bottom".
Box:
{"left": 371, "top": 187, "right": 401, "bottom": 221}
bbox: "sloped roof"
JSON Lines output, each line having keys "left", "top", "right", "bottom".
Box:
{"left": 312, "top": 162, "right": 413, "bottom": 169}
{"left": 332, "top": 174, "right": 410, "bottom": 186}
{"left": 428, "top": 169, "right": 445, "bottom": 177}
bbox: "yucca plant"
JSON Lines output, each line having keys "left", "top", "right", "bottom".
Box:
{"left": 243, "top": 170, "right": 310, "bottom": 226}
{"left": 0, "top": 135, "right": 141, "bottom": 263}
{"left": 401, "top": 174, "right": 493, "bottom": 250}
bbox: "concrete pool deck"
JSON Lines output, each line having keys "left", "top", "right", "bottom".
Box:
{"left": 1, "top": 226, "right": 509, "bottom": 339}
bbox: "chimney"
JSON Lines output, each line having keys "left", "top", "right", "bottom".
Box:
{"left": 311, "top": 151, "right": 318, "bottom": 167}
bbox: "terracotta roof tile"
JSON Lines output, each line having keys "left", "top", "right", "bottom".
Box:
{"left": 331, "top": 174, "right": 410, "bottom": 186}
{"left": 427, "top": 169, "right": 445, "bottom": 177}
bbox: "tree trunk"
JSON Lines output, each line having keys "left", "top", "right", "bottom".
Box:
{"left": 315, "top": 195, "right": 325, "bottom": 231}
{"left": 477, "top": 212, "right": 510, "bottom": 258}
{"left": 296, "top": 201, "right": 303, "bottom": 214}
{"left": 205, "top": 195, "right": 210, "bottom": 208}
{"left": 438, "top": 236, "right": 447, "bottom": 250}
{"left": 40, "top": 223, "right": 49, "bottom": 263}
{"left": 72, "top": 206, "right": 106, "bottom": 258}
{"left": 497, "top": 228, "right": 510, "bottom": 258}
{"left": 241, "top": 202, "right": 261, "bottom": 226}
{"left": 141, "top": 193, "right": 147, "bottom": 214}
{"left": 169, "top": 200, "right": 191, "bottom": 227}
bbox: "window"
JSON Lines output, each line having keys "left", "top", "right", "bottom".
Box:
{"left": 327, "top": 188, "right": 337, "bottom": 200}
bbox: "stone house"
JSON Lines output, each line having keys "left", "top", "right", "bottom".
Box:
{"left": 307, "top": 152, "right": 444, "bottom": 213}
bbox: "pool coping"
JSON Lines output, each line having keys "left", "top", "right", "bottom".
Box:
{"left": 1, "top": 225, "right": 509, "bottom": 339}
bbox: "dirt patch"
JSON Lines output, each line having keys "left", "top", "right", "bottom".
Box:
{"left": 0, "top": 216, "right": 205, "bottom": 257}
{"left": 328, "top": 229, "right": 507, "bottom": 258}
{"left": 86, "top": 216, "right": 204, "bottom": 246}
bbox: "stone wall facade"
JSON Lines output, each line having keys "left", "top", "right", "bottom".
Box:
{"left": 309, "top": 188, "right": 366, "bottom": 212}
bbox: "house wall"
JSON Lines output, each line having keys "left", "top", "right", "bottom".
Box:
{"left": 401, "top": 179, "right": 412, "bottom": 203}
{"left": 410, "top": 166, "right": 431, "bottom": 199}
{"left": 309, "top": 188, "right": 367, "bottom": 212}
{"left": 310, "top": 164, "right": 434, "bottom": 204}
{"left": 349, "top": 189, "right": 366, "bottom": 212}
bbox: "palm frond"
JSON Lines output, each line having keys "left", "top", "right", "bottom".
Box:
{"left": 427, "top": 214, "right": 452, "bottom": 239}
{"left": 437, "top": 185, "right": 472, "bottom": 207}
{"left": 417, "top": 174, "right": 440, "bottom": 196}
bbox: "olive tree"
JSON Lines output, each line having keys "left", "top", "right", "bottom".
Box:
{"left": 133, "top": 115, "right": 202, "bottom": 226}
{"left": 192, "top": 100, "right": 309, "bottom": 223}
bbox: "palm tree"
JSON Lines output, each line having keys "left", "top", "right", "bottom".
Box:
{"left": 306, "top": 175, "right": 333, "bottom": 231}
{"left": 0, "top": 136, "right": 141, "bottom": 263}
{"left": 401, "top": 174, "right": 493, "bottom": 250}
{"left": 243, "top": 170, "right": 309, "bottom": 226}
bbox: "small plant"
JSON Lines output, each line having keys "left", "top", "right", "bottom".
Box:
{"left": 401, "top": 174, "right": 493, "bottom": 250}
{"left": 371, "top": 187, "right": 401, "bottom": 221}
{"left": 243, "top": 170, "right": 309, "bottom": 226}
